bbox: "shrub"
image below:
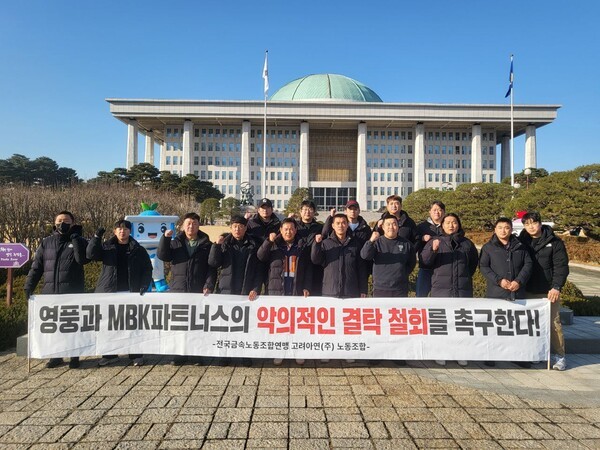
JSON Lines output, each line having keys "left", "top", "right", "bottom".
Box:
{"left": 561, "top": 281, "right": 600, "bottom": 315}
{"left": 0, "top": 273, "right": 29, "bottom": 351}
{"left": 562, "top": 295, "right": 600, "bottom": 316}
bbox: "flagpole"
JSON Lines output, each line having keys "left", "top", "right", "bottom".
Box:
{"left": 262, "top": 50, "right": 268, "bottom": 199}
{"left": 509, "top": 55, "right": 515, "bottom": 187}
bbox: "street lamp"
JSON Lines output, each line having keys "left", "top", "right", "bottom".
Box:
{"left": 524, "top": 168, "right": 532, "bottom": 189}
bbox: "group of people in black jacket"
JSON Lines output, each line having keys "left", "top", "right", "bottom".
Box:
{"left": 25, "top": 194, "right": 569, "bottom": 371}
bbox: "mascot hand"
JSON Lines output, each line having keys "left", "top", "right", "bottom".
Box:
{"left": 154, "top": 279, "right": 169, "bottom": 292}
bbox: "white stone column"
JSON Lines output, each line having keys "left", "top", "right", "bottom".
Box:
{"left": 159, "top": 142, "right": 166, "bottom": 171}
{"left": 299, "top": 122, "right": 310, "bottom": 188}
{"left": 471, "top": 124, "right": 482, "bottom": 183}
{"left": 241, "top": 120, "right": 251, "bottom": 189}
{"left": 413, "top": 123, "right": 425, "bottom": 191}
{"left": 126, "top": 120, "right": 138, "bottom": 169}
{"left": 182, "top": 120, "right": 193, "bottom": 176}
{"left": 356, "top": 122, "right": 367, "bottom": 208}
{"left": 500, "top": 135, "right": 510, "bottom": 181}
{"left": 525, "top": 125, "right": 537, "bottom": 169}
{"left": 144, "top": 134, "right": 155, "bottom": 165}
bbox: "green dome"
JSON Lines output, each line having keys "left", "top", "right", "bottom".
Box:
{"left": 270, "top": 74, "right": 383, "bottom": 102}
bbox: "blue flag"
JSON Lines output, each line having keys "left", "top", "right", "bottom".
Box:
{"left": 505, "top": 56, "right": 514, "bottom": 98}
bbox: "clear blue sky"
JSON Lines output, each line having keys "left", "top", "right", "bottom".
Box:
{"left": 1, "top": 0, "right": 598, "bottom": 180}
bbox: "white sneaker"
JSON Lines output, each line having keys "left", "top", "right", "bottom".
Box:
{"left": 457, "top": 360, "right": 468, "bottom": 367}
{"left": 133, "top": 357, "right": 144, "bottom": 367}
{"left": 435, "top": 360, "right": 446, "bottom": 366}
{"left": 552, "top": 357, "right": 567, "bottom": 371}
{"left": 273, "top": 359, "right": 283, "bottom": 366}
{"left": 295, "top": 359, "right": 305, "bottom": 365}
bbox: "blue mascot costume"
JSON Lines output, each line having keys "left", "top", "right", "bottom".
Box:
{"left": 125, "top": 203, "right": 179, "bottom": 292}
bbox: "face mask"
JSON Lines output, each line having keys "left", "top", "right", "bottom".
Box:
{"left": 56, "top": 222, "right": 71, "bottom": 234}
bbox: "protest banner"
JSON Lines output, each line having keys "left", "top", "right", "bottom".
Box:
{"left": 29, "top": 293, "right": 550, "bottom": 361}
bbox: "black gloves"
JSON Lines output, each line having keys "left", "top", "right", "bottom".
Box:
{"left": 140, "top": 285, "right": 148, "bottom": 296}
{"left": 95, "top": 227, "right": 106, "bottom": 238}
{"left": 69, "top": 224, "right": 83, "bottom": 240}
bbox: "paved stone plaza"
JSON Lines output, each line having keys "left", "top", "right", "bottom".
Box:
{"left": 1, "top": 352, "right": 600, "bottom": 449}
{"left": 2, "top": 265, "right": 598, "bottom": 448}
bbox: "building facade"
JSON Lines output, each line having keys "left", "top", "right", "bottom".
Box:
{"left": 107, "top": 74, "right": 559, "bottom": 211}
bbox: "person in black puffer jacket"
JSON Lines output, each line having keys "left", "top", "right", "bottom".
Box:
{"left": 321, "top": 200, "right": 372, "bottom": 247}
{"left": 372, "top": 195, "right": 418, "bottom": 243}
{"left": 208, "top": 216, "right": 264, "bottom": 299}
{"left": 312, "top": 213, "right": 368, "bottom": 299}
{"left": 25, "top": 210, "right": 90, "bottom": 369}
{"left": 518, "top": 211, "right": 569, "bottom": 371}
{"left": 479, "top": 217, "right": 533, "bottom": 368}
{"left": 246, "top": 198, "right": 280, "bottom": 293}
{"left": 293, "top": 200, "right": 323, "bottom": 296}
{"left": 257, "top": 217, "right": 312, "bottom": 366}
{"left": 158, "top": 212, "right": 216, "bottom": 294}
{"left": 208, "top": 215, "right": 264, "bottom": 368}
{"left": 415, "top": 200, "right": 446, "bottom": 297}
{"left": 246, "top": 198, "right": 281, "bottom": 243}
{"left": 420, "top": 213, "right": 478, "bottom": 298}
{"left": 420, "top": 213, "right": 478, "bottom": 367}
{"left": 87, "top": 219, "right": 153, "bottom": 367}
{"left": 480, "top": 217, "right": 533, "bottom": 300}
{"left": 158, "top": 212, "right": 217, "bottom": 366}
{"left": 87, "top": 220, "right": 153, "bottom": 294}
{"left": 257, "top": 218, "right": 313, "bottom": 297}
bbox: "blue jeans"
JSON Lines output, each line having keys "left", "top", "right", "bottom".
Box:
{"left": 416, "top": 268, "right": 432, "bottom": 297}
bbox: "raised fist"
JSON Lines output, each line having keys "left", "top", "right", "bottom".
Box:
{"left": 95, "top": 227, "right": 106, "bottom": 238}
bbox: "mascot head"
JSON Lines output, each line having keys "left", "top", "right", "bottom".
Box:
{"left": 125, "top": 202, "right": 179, "bottom": 247}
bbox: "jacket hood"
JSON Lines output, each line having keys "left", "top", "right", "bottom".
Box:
{"left": 397, "top": 210, "right": 412, "bottom": 225}
{"left": 298, "top": 219, "right": 320, "bottom": 229}
{"left": 176, "top": 230, "right": 211, "bottom": 247}
{"left": 443, "top": 228, "right": 465, "bottom": 240}
{"left": 254, "top": 214, "right": 281, "bottom": 227}
{"left": 352, "top": 216, "right": 370, "bottom": 230}
{"left": 223, "top": 232, "right": 260, "bottom": 248}
{"left": 520, "top": 224, "right": 556, "bottom": 247}
{"left": 490, "top": 233, "right": 523, "bottom": 250}
{"left": 274, "top": 234, "right": 308, "bottom": 248}
{"left": 427, "top": 217, "right": 442, "bottom": 227}
{"left": 108, "top": 235, "right": 140, "bottom": 250}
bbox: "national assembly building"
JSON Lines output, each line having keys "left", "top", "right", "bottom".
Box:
{"left": 107, "top": 73, "right": 559, "bottom": 212}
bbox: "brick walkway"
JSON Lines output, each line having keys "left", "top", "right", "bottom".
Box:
{"left": 1, "top": 354, "right": 600, "bottom": 449}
